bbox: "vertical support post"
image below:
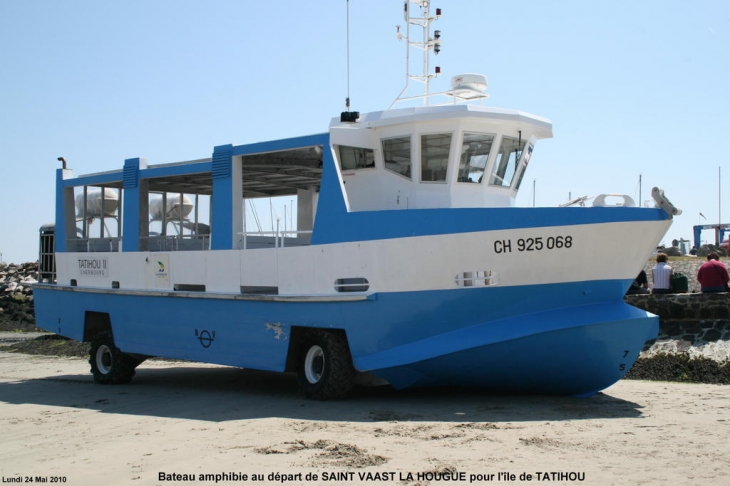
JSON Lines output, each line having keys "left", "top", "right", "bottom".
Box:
{"left": 310, "top": 140, "right": 350, "bottom": 245}
{"left": 211, "top": 144, "right": 242, "bottom": 250}
{"left": 122, "top": 157, "right": 149, "bottom": 251}
{"left": 297, "top": 187, "right": 316, "bottom": 244}
{"left": 55, "top": 168, "right": 76, "bottom": 253}
{"left": 82, "top": 186, "right": 88, "bottom": 238}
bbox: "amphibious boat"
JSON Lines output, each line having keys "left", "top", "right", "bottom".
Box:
{"left": 33, "top": 1, "right": 679, "bottom": 399}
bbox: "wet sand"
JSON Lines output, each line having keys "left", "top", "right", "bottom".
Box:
{"left": 0, "top": 351, "right": 728, "bottom": 485}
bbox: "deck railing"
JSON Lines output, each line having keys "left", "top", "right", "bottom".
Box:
{"left": 238, "top": 228, "right": 313, "bottom": 250}
{"left": 67, "top": 237, "right": 122, "bottom": 253}
{"left": 142, "top": 234, "right": 211, "bottom": 251}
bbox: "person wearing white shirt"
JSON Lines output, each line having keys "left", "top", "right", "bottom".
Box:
{"left": 651, "top": 252, "right": 673, "bottom": 294}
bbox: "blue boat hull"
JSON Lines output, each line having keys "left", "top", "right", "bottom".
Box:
{"left": 33, "top": 277, "right": 657, "bottom": 396}
{"left": 365, "top": 309, "right": 657, "bottom": 396}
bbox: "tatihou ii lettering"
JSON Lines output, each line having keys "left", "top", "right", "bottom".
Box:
{"left": 77, "top": 257, "right": 108, "bottom": 277}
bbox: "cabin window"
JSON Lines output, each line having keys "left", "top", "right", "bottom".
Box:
{"left": 420, "top": 133, "right": 452, "bottom": 182}
{"left": 382, "top": 136, "right": 412, "bottom": 179}
{"left": 489, "top": 136, "right": 526, "bottom": 187}
{"left": 147, "top": 191, "right": 211, "bottom": 251}
{"left": 72, "top": 185, "right": 122, "bottom": 252}
{"left": 458, "top": 133, "right": 495, "bottom": 183}
{"left": 514, "top": 144, "right": 534, "bottom": 190}
{"left": 74, "top": 186, "right": 121, "bottom": 238}
{"left": 338, "top": 145, "right": 375, "bottom": 171}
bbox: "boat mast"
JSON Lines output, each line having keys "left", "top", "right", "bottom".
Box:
{"left": 340, "top": 0, "right": 360, "bottom": 122}
{"left": 390, "top": 0, "right": 442, "bottom": 108}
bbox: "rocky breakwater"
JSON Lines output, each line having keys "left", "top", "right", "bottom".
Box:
{"left": 625, "top": 292, "right": 730, "bottom": 360}
{"left": 0, "top": 261, "right": 38, "bottom": 331}
{"left": 624, "top": 292, "right": 730, "bottom": 383}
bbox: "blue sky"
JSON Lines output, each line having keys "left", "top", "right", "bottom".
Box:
{"left": 1, "top": 0, "right": 728, "bottom": 264}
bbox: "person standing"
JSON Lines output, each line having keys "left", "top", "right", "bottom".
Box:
{"left": 651, "top": 253, "right": 673, "bottom": 294}
{"left": 697, "top": 253, "right": 730, "bottom": 293}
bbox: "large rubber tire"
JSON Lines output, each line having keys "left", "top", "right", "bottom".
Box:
{"left": 89, "top": 331, "right": 137, "bottom": 385}
{"left": 297, "top": 331, "right": 356, "bottom": 400}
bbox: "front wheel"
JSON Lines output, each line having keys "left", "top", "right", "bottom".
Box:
{"left": 297, "top": 331, "right": 355, "bottom": 400}
{"left": 89, "top": 332, "right": 137, "bottom": 385}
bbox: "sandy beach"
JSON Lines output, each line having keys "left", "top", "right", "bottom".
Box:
{"left": 0, "top": 351, "right": 728, "bottom": 486}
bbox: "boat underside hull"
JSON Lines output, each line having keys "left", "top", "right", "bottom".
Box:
{"left": 367, "top": 311, "right": 657, "bottom": 396}
{"left": 33, "top": 281, "right": 658, "bottom": 396}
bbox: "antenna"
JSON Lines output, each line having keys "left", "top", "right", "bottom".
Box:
{"left": 340, "top": 0, "right": 359, "bottom": 122}
{"left": 345, "top": 0, "right": 350, "bottom": 111}
{"left": 390, "top": 0, "right": 443, "bottom": 108}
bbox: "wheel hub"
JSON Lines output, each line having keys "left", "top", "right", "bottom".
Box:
{"left": 304, "top": 345, "right": 325, "bottom": 384}
{"left": 96, "top": 344, "right": 113, "bottom": 375}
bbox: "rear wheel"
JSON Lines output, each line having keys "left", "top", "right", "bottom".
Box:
{"left": 297, "top": 331, "right": 355, "bottom": 400}
{"left": 89, "top": 331, "right": 137, "bottom": 384}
